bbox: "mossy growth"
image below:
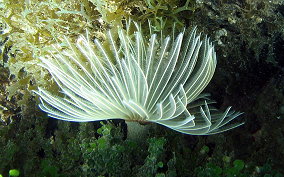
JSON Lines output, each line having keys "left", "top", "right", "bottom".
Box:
{"left": 0, "top": 118, "right": 176, "bottom": 176}
{"left": 79, "top": 122, "right": 176, "bottom": 177}
{"left": 0, "top": 110, "right": 283, "bottom": 176}
{"left": 195, "top": 159, "right": 283, "bottom": 177}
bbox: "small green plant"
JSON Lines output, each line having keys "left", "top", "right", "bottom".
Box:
{"left": 195, "top": 159, "right": 248, "bottom": 177}
{"left": 256, "top": 163, "right": 283, "bottom": 177}
{"left": 137, "top": 137, "right": 166, "bottom": 176}
{"left": 80, "top": 122, "right": 135, "bottom": 176}
{"left": 225, "top": 160, "right": 245, "bottom": 177}
{"left": 142, "top": 0, "right": 196, "bottom": 31}
{"left": 199, "top": 145, "right": 210, "bottom": 155}
{"left": 9, "top": 169, "right": 20, "bottom": 177}
{"left": 40, "top": 160, "right": 61, "bottom": 177}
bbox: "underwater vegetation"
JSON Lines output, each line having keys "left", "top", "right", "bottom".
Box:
{"left": 1, "top": 0, "right": 284, "bottom": 176}
{"left": 35, "top": 20, "right": 243, "bottom": 135}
